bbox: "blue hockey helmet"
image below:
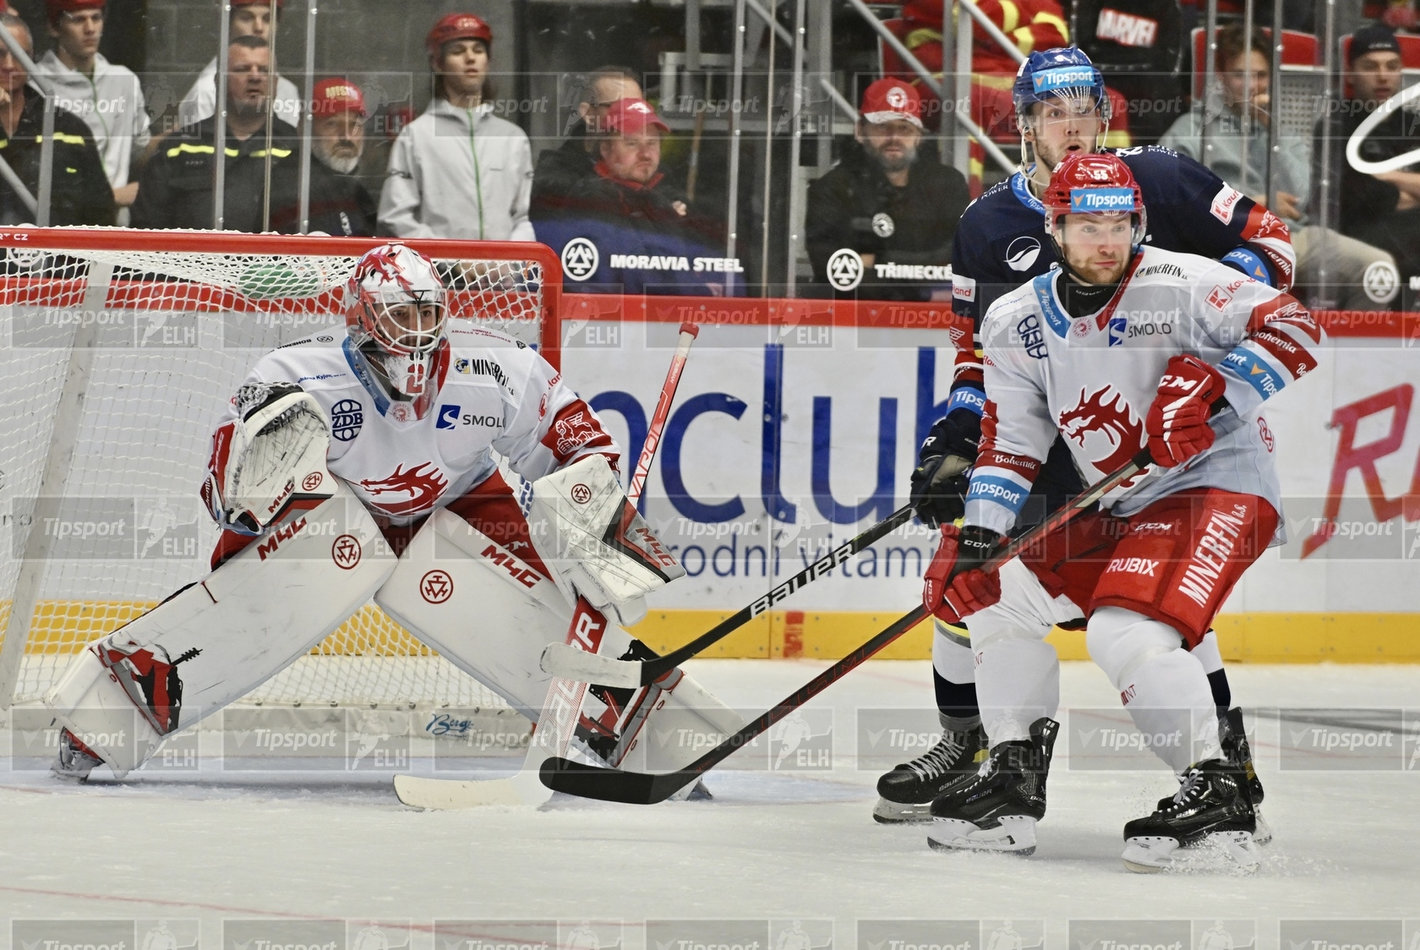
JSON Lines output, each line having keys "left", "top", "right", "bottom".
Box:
{"left": 1012, "top": 48, "right": 1111, "bottom": 127}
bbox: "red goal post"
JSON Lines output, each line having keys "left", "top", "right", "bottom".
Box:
{"left": 0, "top": 228, "right": 562, "bottom": 724}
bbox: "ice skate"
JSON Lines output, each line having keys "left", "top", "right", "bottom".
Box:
{"left": 926, "top": 717, "right": 1057, "bottom": 855}
{"left": 873, "top": 715, "right": 987, "bottom": 824}
{"left": 1123, "top": 759, "right": 1259, "bottom": 873}
{"left": 1154, "top": 708, "right": 1270, "bottom": 845}
{"left": 52, "top": 728, "right": 104, "bottom": 783}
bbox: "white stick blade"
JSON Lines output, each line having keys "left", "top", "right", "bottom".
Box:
{"left": 539, "top": 642, "right": 642, "bottom": 688}
{"left": 393, "top": 770, "right": 546, "bottom": 810}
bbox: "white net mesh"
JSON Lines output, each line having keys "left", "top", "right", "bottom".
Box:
{"left": 0, "top": 229, "right": 557, "bottom": 723}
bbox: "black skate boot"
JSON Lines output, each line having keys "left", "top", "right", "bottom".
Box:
{"left": 1154, "top": 708, "right": 1270, "bottom": 844}
{"left": 926, "top": 717, "right": 1058, "bottom": 855}
{"left": 52, "top": 727, "right": 103, "bottom": 782}
{"left": 873, "top": 714, "right": 987, "bottom": 824}
{"left": 1122, "top": 758, "right": 1259, "bottom": 872}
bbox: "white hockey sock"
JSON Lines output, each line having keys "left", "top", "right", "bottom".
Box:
{"left": 932, "top": 622, "right": 976, "bottom": 684}
{"left": 1190, "top": 630, "right": 1224, "bottom": 676}
{"left": 1087, "top": 607, "right": 1222, "bottom": 773}
{"left": 973, "top": 637, "right": 1059, "bottom": 746}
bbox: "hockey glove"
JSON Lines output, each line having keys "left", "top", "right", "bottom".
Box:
{"left": 922, "top": 524, "right": 1003, "bottom": 622}
{"left": 1145, "top": 354, "right": 1225, "bottom": 468}
{"left": 910, "top": 410, "right": 981, "bottom": 528}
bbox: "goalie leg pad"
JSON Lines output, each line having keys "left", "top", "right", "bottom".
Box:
{"left": 530, "top": 455, "right": 685, "bottom": 626}
{"left": 45, "top": 485, "right": 397, "bottom": 777}
{"left": 375, "top": 506, "right": 743, "bottom": 790}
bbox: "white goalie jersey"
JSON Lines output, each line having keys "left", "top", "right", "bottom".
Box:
{"left": 965, "top": 246, "right": 1325, "bottom": 535}
{"left": 216, "top": 323, "right": 618, "bottom": 526}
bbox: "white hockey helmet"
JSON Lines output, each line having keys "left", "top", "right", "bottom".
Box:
{"left": 344, "top": 243, "right": 449, "bottom": 418}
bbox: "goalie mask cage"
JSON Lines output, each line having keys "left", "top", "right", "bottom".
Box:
{"left": 0, "top": 228, "right": 560, "bottom": 735}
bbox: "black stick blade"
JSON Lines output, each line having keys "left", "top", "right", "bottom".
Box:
{"left": 539, "top": 756, "right": 692, "bottom": 805}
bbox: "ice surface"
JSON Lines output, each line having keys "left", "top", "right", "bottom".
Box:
{"left": 2, "top": 659, "right": 1416, "bottom": 947}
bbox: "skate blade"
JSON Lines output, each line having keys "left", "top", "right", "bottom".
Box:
{"left": 1252, "top": 808, "right": 1273, "bottom": 847}
{"left": 927, "top": 815, "right": 1037, "bottom": 855}
{"left": 1122, "top": 830, "right": 1260, "bottom": 874}
{"left": 872, "top": 798, "right": 933, "bottom": 825}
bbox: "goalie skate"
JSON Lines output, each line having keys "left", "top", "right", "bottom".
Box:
{"left": 1122, "top": 759, "right": 1259, "bottom": 873}
{"left": 926, "top": 717, "right": 1057, "bottom": 856}
{"left": 873, "top": 715, "right": 986, "bottom": 824}
{"left": 52, "top": 728, "right": 104, "bottom": 782}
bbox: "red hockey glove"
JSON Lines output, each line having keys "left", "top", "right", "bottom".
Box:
{"left": 922, "top": 524, "right": 1004, "bottom": 622}
{"left": 1145, "top": 354, "right": 1225, "bottom": 468}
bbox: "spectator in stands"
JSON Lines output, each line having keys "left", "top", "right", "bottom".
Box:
{"left": 530, "top": 97, "right": 743, "bottom": 296}
{"left": 268, "top": 77, "right": 376, "bottom": 237}
{"left": 893, "top": 0, "right": 1132, "bottom": 148}
{"left": 805, "top": 78, "right": 969, "bottom": 301}
{"left": 532, "top": 65, "right": 643, "bottom": 210}
{"left": 174, "top": 0, "right": 300, "bottom": 134}
{"left": 0, "top": 14, "right": 114, "bottom": 225}
{"left": 1161, "top": 23, "right": 1399, "bottom": 310}
{"left": 34, "top": 0, "right": 149, "bottom": 217}
{"left": 131, "top": 35, "right": 298, "bottom": 232}
{"left": 1315, "top": 23, "right": 1420, "bottom": 291}
{"left": 378, "top": 12, "right": 533, "bottom": 241}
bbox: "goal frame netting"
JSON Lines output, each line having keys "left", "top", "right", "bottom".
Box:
{"left": 0, "top": 227, "right": 561, "bottom": 736}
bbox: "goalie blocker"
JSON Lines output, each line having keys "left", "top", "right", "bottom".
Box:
{"left": 45, "top": 457, "right": 741, "bottom": 782}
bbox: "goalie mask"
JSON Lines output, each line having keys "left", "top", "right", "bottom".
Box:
{"left": 345, "top": 243, "right": 449, "bottom": 420}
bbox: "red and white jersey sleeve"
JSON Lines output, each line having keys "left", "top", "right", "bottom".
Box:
{"left": 214, "top": 324, "right": 619, "bottom": 526}
{"left": 967, "top": 246, "right": 1323, "bottom": 533}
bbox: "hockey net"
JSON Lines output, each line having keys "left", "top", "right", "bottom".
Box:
{"left": 0, "top": 228, "right": 560, "bottom": 729}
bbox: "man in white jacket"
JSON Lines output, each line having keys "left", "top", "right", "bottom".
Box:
{"left": 33, "top": 0, "right": 150, "bottom": 212}
{"left": 377, "top": 12, "right": 534, "bottom": 241}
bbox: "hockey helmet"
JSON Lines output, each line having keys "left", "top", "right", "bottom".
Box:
{"left": 1042, "top": 152, "right": 1146, "bottom": 249}
{"left": 1012, "top": 48, "right": 1111, "bottom": 129}
{"left": 426, "top": 12, "right": 493, "bottom": 59}
{"left": 345, "top": 243, "right": 449, "bottom": 418}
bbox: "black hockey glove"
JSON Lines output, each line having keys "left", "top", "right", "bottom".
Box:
{"left": 909, "top": 409, "right": 982, "bottom": 528}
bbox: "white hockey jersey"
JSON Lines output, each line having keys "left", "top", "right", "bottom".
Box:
{"left": 218, "top": 323, "right": 618, "bottom": 525}
{"left": 964, "top": 246, "right": 1324, "bottom": 536}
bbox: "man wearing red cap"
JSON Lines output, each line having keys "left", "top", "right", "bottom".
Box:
{"left": 378, "top": 12, "right": 533, "bottom": 241}
{"left": 33, "top": 0, "right": 149, "bottom": 215}
{"left": 175, "top": 0, "right": 301, "bottom": 131}
{"left": 531, "top": 96, "right": 742, "bottom": 295}
{"left": 268, "top": 77, "right": 376, "bottom": 236}
{"left": 805, "top": 77, "right": 969, "bottom": 301}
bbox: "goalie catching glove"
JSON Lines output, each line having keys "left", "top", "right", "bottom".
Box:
{"left": 201, "top": 382, "right": 336, "bottom": 535}
{"left": 530, "top": 455, "right": 685, "bottom": 626}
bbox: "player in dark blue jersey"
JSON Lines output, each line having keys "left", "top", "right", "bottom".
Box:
{"left": 874, "top": 48, "right": 1290, "bottom": 830}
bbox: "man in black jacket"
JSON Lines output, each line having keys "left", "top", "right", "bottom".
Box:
{"left": 0, "top": 13, "right": 114, "bottom": 226}
{"left": 531, "top": 65, "right": 642, "bottom": 212}
{"left": 268, "top": 76, "right": 376, "bottom": 236}
{"left": 805, "top": 78, "right": 969, "bottom": 301}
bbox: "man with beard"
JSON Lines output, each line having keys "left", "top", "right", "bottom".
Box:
{"left": 805, "top": 78, "right": 969, "bottom": 301}
{"left": 132, "top": 35, "right": 299, "bottom": 232}
{"left": 268, "top": 77, "right": 376, "bottom": 236}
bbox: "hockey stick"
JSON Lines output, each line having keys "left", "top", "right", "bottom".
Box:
{"left": 540, "top": 503, "right": 917, "bottom": 687}
{"left": 394, "top": 323, "right": 699, "bottom": 810}
{"left": 537, "top": 415, "right": 1217, "bottom": 804}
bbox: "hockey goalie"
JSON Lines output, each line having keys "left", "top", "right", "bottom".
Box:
{"left": 44, "top": 242, "right": 740, "bottom": 787}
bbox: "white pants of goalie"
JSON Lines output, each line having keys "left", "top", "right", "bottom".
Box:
{"left": 45, "top": 469, "right": 741, "bottom": 780}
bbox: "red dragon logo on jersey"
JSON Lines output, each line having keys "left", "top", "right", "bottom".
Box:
{"left": 1058, "top": 386, "right": 1146, "bottom": 482}
{"left": 359, "top": 462, "right": 450, "bottom": 516}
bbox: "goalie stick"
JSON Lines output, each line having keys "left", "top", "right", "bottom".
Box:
{"left": 540, "top": 504, "right": 917, "bottom": 687}
{"left": 395, "top": 322, "right": 699, "bottom": 810}
{"left": 538, "top": 422, "right": 1213, "bottom": 804}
